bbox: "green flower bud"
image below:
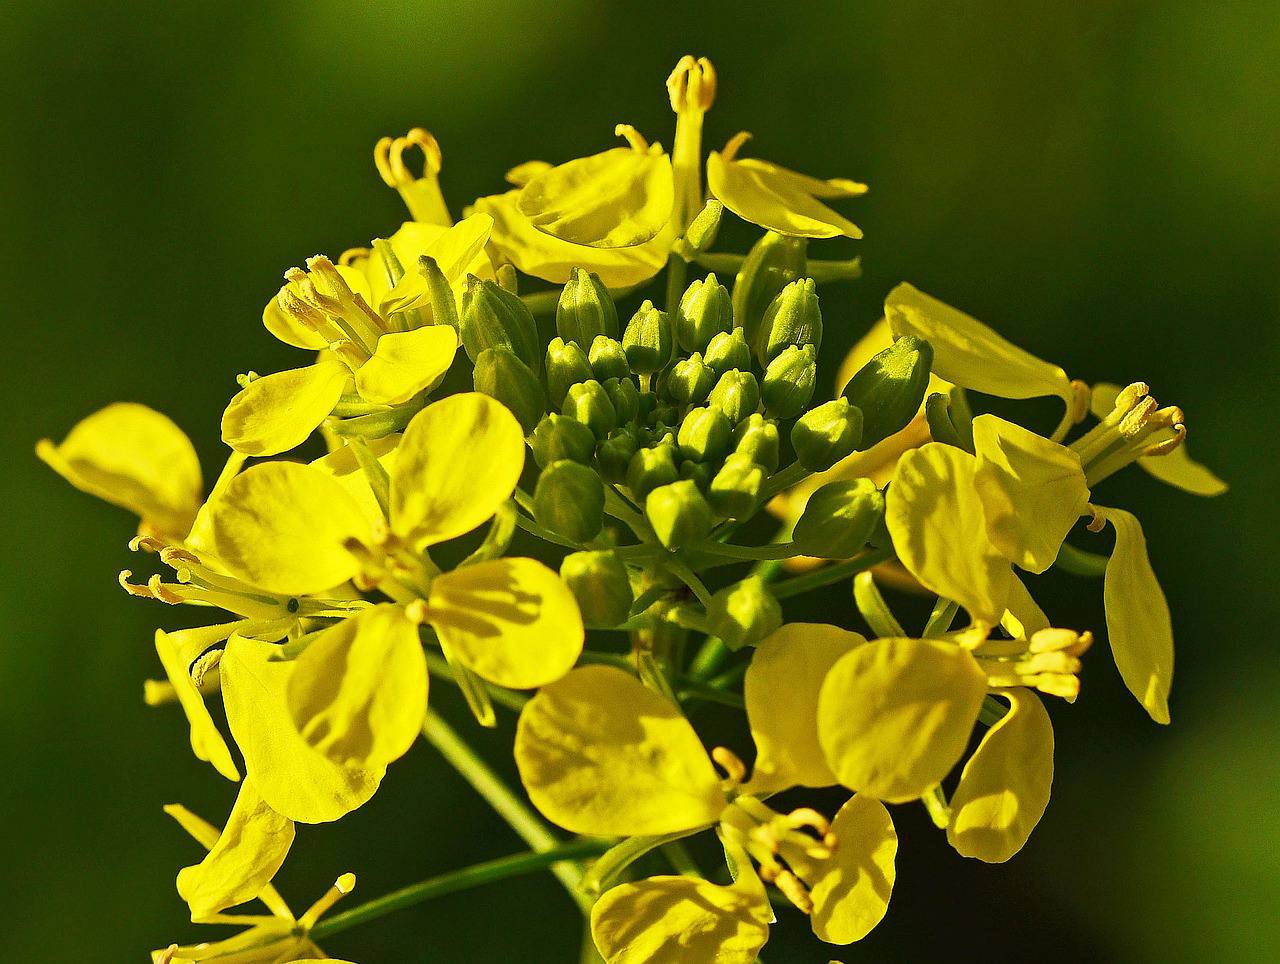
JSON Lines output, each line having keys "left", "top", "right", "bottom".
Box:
{"left": 602, "top": 376, "right": 640, "bottom": 425}
{"left": 556, "top": 267, "right": 619, "bottom": 347}
{"left": 706, "top": 576, "right": 783, "bottom": 651}
{"left": 637, "top": 390, "right": 658, "bottom": 422}
{"left": 560, "top": 550, "right": 634, "bottom": 628}
{"left": 703, "top": 327, "right": 752, "bottom": 378}
{"left": 761, "top": 344, "right": 817, "bottom": 419}
{"left": 709, "top": 452, "right": 765, "bottom": 519}
{"left": 732, "top": 414, "right": 780, "bottom": 473}
{"left": 756, "top": 277, "right": 821, "bottom": 365}
{"left": 677, "top": 406, "right": 732, "bottom": 463}
{"left": 666, "top": 353, "right": 716, "bottom": 406}
{"left": 732, "top": 231, "right": 808, "bottom": 346}
{"left": 706, "top": 369, "right": 761, "bottom": 425}
{"left": 679, "top": 458, "right": 714, "bottom": 491}
{"left": 650, "top": 402, "right": 678, "bottom": 429}
{"left": 460, "top": 276, "right": 540, "bottom": 369}
{"left": 622, "top": 299, "right": 674, "bottom": 375}
{"left": 626, "top": 444, "right": 679, "bottom": 499}
{"left": 588, "top": 335, "right": 631, "bottom": 382}
{"left": 472, "top": 348, "right": 546, "bottom": 434}
{"left": 562, "top": 379, "right": 617, "bottom": 439}
{"left": 529, "top": 413, "right": 597, "bottom": 468}
{"left": 596, "top": 429, "right": 640, "bottom": 483}
{"left": 645, "top": 479, "right": 714, "bottom": 549}
{"left": 675, "top": 273, "right": 733, "bottom": 353}
{"left": 684, "top": 198, "right": 724, "bottom": 252}
{"left": 545, "top": 337, "right": 594, "bottom": 407}
{"left": 792, "top": 478, "right": 885, "bottom": 558}
{"left": 841, "top": 335, "right": 934, "bottom": 448}
{"left": 791, "top": 397, "right": 863, "bottom": 471}
{"left": 533, "top": 459, "right": 605, "bottom": 543}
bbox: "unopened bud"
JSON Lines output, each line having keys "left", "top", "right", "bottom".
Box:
{"left": 666, "top": 353, "right": 716, "bottom": 406}
{"left": 756, "top": 278, "right": 821, "bottom": 365}
{"left": 461, "top": 277, "right": 540, "bottom": 369}
{"left": 706, "top": 577, "right": 782, "bottom": 651}
{"left": 589, "top": 335, "right": 631, "bottom": 382}
{"left": 709, "top": 453, "right": 765, "bottom": 519}
{"left": 556, "top": 267, "right": 619, "bottom": 347}
{"left": 675, "top": 273, "right": 733, "bottom": 353}
{"left": 841, "top": 335, "right": 933, "bottom": 448}
{"left": 596, "top": 429, "right": 640, "bottom": 483}
{"left": 732, "top": 232, "right": 808, "bottom": 346}
{"left": 678, "top": 406, "right": 732, "bottom": 462}
{"left": 707, "top": 369, "right": 761, "bottom": 425}
{"left": 473, "top": 348, "right": 546, "bottom": 434}
{"left": 560, "top": 550, "right": 634, "bottom": 628}
{"left": 562, "top": 379, "right": 617, "bottom": 439}
{"left": 792, "top": 478, "right": 885, "bottom": 558}
{"left": 792, "top": 398, "right": 863, "bottom": 471}
{"left": 545, "top": 337, "right": 594, "bottom": 407}
{"left": 762, "top": 344, "right": 817, "bottom": 419}
{"left": 645, "top": 479, "right": 714, "bottom": 549}
{"left": 603, "top": 376, "right": 640, "bottom": 425}
{"left": 622, "top": 300, "right": 674, "bottom": 374}
{"left": 704, "top": 327, "right": 752, "bottom": 378}
{"left": 529, "top": 413, "right": 596, "bottom": 468}
{"left": 732, "top": 414, "right": 780, "bottom": 473}
{"left": 534, "top": 460, "right": 605, "bottom": 543}
{"left": 680, "top": 459, "right": 715, "bottom": 490}
{"left": 626, "top": 444, "right": 679, "bottom": 499}
{"left": 684, "top": 199, "right": 724, "bottom": 252}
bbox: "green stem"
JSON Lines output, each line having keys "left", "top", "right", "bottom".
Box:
{"left": 758, "top": 461, "right": 811, "bottom": 502}
{"left": 1054, "top": 541, "right": 1110, "bottom": 577}
{"left": 513, "top": 510, "right": 582, "bottom": 550}
{"left": 310, "top": 839, "right": 610, "bottom": 940}
{"left": 922, "top": 596, "right": 959, "bottom": 638}
{"left": 694, "top": 540, "right": 797, "bottom": 561}
{"left": 582, "top": 830, "right": 702, "bottom": 896}
{"left": 771, "top": 546, "right": 895, "bottom": 600}
{"left": 665, "top": 252, "right": 688, "bottom": 313}
{"left": 423, "top": 650, "right": 529, "bottom": 712}
{"left": 853, "top": 570, "right": 906, "bottom": 637}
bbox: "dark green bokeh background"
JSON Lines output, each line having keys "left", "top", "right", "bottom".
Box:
{"left": 3, "top": 1, "right": 1276, "bottom": 960}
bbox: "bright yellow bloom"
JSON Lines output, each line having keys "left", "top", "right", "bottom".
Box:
{"left": 152, "top": 625, "right": 242, "bottom": 782}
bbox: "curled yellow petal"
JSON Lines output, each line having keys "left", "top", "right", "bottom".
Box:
{"left": 37, "top": 402, "right": 202, "bottom": 537}
{"left": 809, "top": 795, "right": 897, "bottom": 944}
{"left": 745, "top": 623, "right": 867, "bottom": 792}
{"left": 947, "top": 688, "right": 1054, "bottom": 862}
{"left": 288, "top": 604, "right": 427, "bottom": 770}
{"left": 354, "top": 324, "right": 458, "bottom": 406}
{"left": 204, "top": 461, "right": 371, "bottom": 596}
{"left": 819, "top": 637, "right": 988, "bottom": 802}
{"left": 514, "top": 666, "right": 725, "bottom": 836}
{"left": 886, "top": 443, "right": 1012, "bottom": 625}
{"left": 391, "top": 393, "right": 524, "bottom": 549}
{"left": 175, "top": 779, "right": 294, "bottom": 920}
{"left": 155, "top": 626, "right": 241, "bottom": 781}
{"left": 1095, "top": 506, "right": 1174, "bottom": 723}
{"left": 222, "top": 635, "right": 384, "bottom": 823}
{"left": 221, "top": 364, "right": 347, "bottom": 457}
{"left": 427, "top": 557, "right": 583, "bottom": 689}
{"left": 972, "top": 414, "right": 1089, "bottom": 573}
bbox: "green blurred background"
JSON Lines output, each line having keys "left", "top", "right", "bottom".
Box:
{"left": 3, "top": 0, "right": 1276, "bottom": 960}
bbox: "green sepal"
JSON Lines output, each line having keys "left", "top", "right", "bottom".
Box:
{"left": 756, "top": 277, "right": 821, "bottom": 365}
{"left": 706, "top": 576, "right": 783, "bottom": 651}
{"left": 792, "top": 397, "right": 863, "bottom": 471}
{"left": 529, "top": 413, "right": 597, "bottom": 468}
{"left": 792, "top": 478, "right": 885, "bottom": 558}
{"left": 626, "top": 444, "right": 680, "bottom": 499}
{"left": 596, "top": 429, "right": 640, "bottom": 484}
{"left": 562, "top": 379, "right": 617, "bottom": 439}
{"left": 841, "top": 334, "right": 934, "bottom": 448}
{"left": 556, "top": 266, "right": 619, "bottom": 347}
{"left": 533, "top": 459, "right": 605, "bottom": 543}
{"left": 560, "top": 550, "right": 634, "bottom": 628}
{"left": 588, "top": 335, "right": 631, "bottom": 382}
{"left": 675, "top": 273, "right": 733, "bottom": 353}
{"left": 732, "top": 231, "right": 808, "bottom": 347}
{"left": 460, "top": 276, "right": 540, "bottom": 369}
{"left": 709, "top": 452, "right": 766, "bottom": 519}
{"left": 761, "top": 344, "right": 817, "bottom": 419}
{"left": 644, "top": 479, "right": 715, "bottom": 549}
{"left": 677, "top": 406, "right": 732, "bottom": 463}
{"left": 545, "top": 337, "right": 594, "bottom": 407}
{"left": 473, "top": 347, "right": 546, "bottom": 434}
{"left": 666, "top": 353, "right": 716, "bottom": 406}
{"left": 703, "top": 327, "right": 752, "bottom": 378}
{"left": 732, "top": 413, "right": 781, "bottom": 473}
{"left": 622, "top": 300, "right": 674, "bottom": 375}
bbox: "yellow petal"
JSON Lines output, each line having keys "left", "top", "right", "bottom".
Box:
{"left": 263, "top": 281, "right": 329, "bottom": 350}
{"left": 221, "top": 364, "right": 347, "bottom": 457}
{"left": 354, "top": 324, "right": 458, "bottom": 405}
{"left": 471, "top": 190, "right": 669, "bottom": 287}
{"left": 514, "top": 666, "right": 725, "bottom": 836}
{"left": 37, "top": 402, "right": 202, "bottom": 537}
{"left": 287, "top": 605, "right": 427, "bottom": 770}
{"left": 381, "top": 213, "right": 495, "bottom": 315}
{"left": 518, "top": 145, "right": 674, "bottom": 248}
{"left": 175, "top": 779, "right": 294, "bottom": 919}
{"left": 708, "top": 150, "right": 864, "bottom": 239}
{"left": 427, "top": 558, "right": 583, "bottom": 689}
{"left": 1001, "top": 574, "right": 1050, "bottom": 639}
{"left": 809, "top": 795, "right": 897, "bottom": 944}
{"left": 1095, "top": 506, "right": 1174, "bottom": 723}
{"left": 591, "top": 872, "right": 772, "bottom": 964}
{"left": 972, "top": 414, "right": 1090, "bottom": 573}
{"left": 155, "top": 626, "right": 241, "bottom": 781}
{"left": 885, "top": 283, "right": 1073, "bottom": 406}
{"left": 947, "top": 688, "right": 1054, "bottom": 862}
{"left": 819, "top": 637, "right": 988, "bottom": 802}
{"left": 222, "top": 635, "right": 384, "bottom": 823}
{"left": 886, "top": 443, "right": 1012, "bottom": 624}
{"left": 391, "top": 393, "right": 524, "bottom": 549}
{"left": 311, "top": 434, "right": 400, "bottom": 525}
{"left": 745, "top": 623, "right": 867, "bottom": 792}
{"left": 204, "top": 461, "right": 371, "bottom": 596}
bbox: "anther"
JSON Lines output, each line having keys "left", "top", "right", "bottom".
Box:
{"left": 773, "top": 869, "right": 814, "bottom": 915}
{"left": 614, "top": 124, "right": 650, "bottom": 153}
{"left": 711, "top": 746, "right": 748, "bottom": 786}
{"left": 721, "top": 131, "right": 752, "bottom": 162}
{"left": 667, "top": 55, "right": 717, "bottom": 113}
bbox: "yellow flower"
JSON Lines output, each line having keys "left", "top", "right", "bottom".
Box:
{"left": 151, "top": 624, "right": 242, "bottom": 782}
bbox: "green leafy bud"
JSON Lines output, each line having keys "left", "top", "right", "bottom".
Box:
{"left": 704, "top": 327, "right": 752, "bottom": 378}
{"left": 792, "top": 478, "right": 885, "bottom": 558}
{"left": 560, "top": 550, "right": 634, "bottom": 628}
{"left": 792, "top": 397, "right": 864, "bottom": 471}
{"left": 472, "top": 348, "right": 546, "bottom": 434}
{"left": 732, "top": 413, "right": 780, "bottom": 473}
{"left": 707, "top": 369, "right": 761, "bottom": 425}
{"left": 556, "top": 267, "right": 619, "bottom": 347}
{"left": 460, "top": 276, "right": 540, "bottom": 369}
{"left": 679, "top": 458, "right": 714, "bottom": 491}
{"left": 533, "top": 459, "right": 605, "bottom": 543}
{"left": 732, "top": 231, "right": 808, "bottom": 346}
{"left": 841, "top": 335, "right": 934, "bottom": 448}
{"left": 588, "top": 335, "right": 631, "bottom": 382}
{"left": 562, "top": 379, "right": 617, "bottom": 439}
{"left": 684, "top": 198, "right": 724, "bottom": 252}
{"left": 709, "top": 452, "right": 765, "bottom": 519}
{"left": 677, "top": 406, "right": 732, "bottom": 463}
{"left": 645, "top": 479, "right": 714, "bottom": 549}
{"left": 602, "top": 376, "right": 640, "bottom": 425}
{"left": 596, "top": 429, "right": 640, "bottom": 483}
{"left": 756, "top": 277, "right": 821, "bottom": 365}
{"left": 626, "top": 444, "right": 679, "bottom": 499}
{"left": 666, "top": 353, "right": 716, "bottom": 406}
{"left": 545, "top": 337, "right": 594, "bottom": 407}
{"left": 622, "top": 299, "right": 674, "bottom": 375}
{"left": 761, "top": 344, "right": 817, "bottom": 419}
{"left": 706, "top": 576, "right": 783, "bottom": 651}
{"left": 675, "top": 273, "right": 733, "bottom": 353}
{"left": 529, "top": 413, "right": 597, "bottom": 468}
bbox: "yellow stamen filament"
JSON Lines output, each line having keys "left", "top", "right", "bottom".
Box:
{"left": 298, "top": 872, "right": 357, "bottom": 930}
{"left": 613, "top": 123, "right": 650, "bottom": 153}
{"left": 711, "top": 746, "right": 748, "bottom": 786}
{"left": 721, "top": 130, "right": 752, "bottom": 163}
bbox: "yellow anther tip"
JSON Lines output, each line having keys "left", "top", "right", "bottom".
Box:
{"left": 335, "top": 872, "right": 357, "bottom": 894}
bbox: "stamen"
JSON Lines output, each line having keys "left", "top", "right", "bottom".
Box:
{"left": 721, "top": 130, "right": 752, "bottom": 162}
{"left": 614, "top": 124, "right": 650, "bottom": 153}
{"left": 711, "top": 746, "right": 747, "bottom": 786}
{"left": 666, "top": 55, "right": 717, "bottom": 113}
{"left": 773, "top": 869, "right": 814, "bottom": 915}
{"left": 298, "top": 872, "right": 356, "bottom": 931}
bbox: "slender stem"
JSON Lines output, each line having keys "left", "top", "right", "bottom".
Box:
{"left": 582, "top": 830, "right": 702, "bottom": 896}
{"left": 694, "top": 540, "right": 797, "bottom": 561}
{"left": 604, "top": 486, "right": 654, "bottom": 541}
{"left": 310, "top": 839, "right": 610, "bottom": 940}
{"left": 677, "top": 679, "right": 745, "bottom": 709}
{"left": 513, "top": 510, "right": 581, "bottom": 550}
{"left": 771, "top": 546, "right": 894, "bottom": 600}
{"left": 1054, "top": 541, "right": 1109, "bottom": 577}
{"left": 758, "top": 461, "right": 811, "bottom": 502}
{"left": 424, "top": 650, "right": 529, "bottom": 712}
{"left": 853, "top": 570, "right": 906, "bottom": 637}
{"left": 922, "top": 596, "right": 959, "bottom": 638}
{"left": 665, "top": 252, "right": 688, "bottom": 313}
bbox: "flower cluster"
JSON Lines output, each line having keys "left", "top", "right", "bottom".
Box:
{"left": 39, "top": 55, "right": 1224, "bottom": 962}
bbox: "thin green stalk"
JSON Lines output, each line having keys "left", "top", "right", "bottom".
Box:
{"left": 853, "top": 570, "right": 906, "bottom": 637}
{"left": 513, "top": 510, "right": 582, "bottom": 550}
{"left": 694, "top": 540, "right": 797, "bottom": 561}
{"left": 1054, "top": 541, "right": 1109, "bottom": 577}
{"left": 582, "top": 830, "right": 703, "bottom": 896}
{"left": 771, "top": 546, "right": 895, "bottom": 599}
{"left": 423, "top": 650, "right": 529, "bottom": 712}
{"left": 310, "top": 839, "right": 609, "bottom": 940}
